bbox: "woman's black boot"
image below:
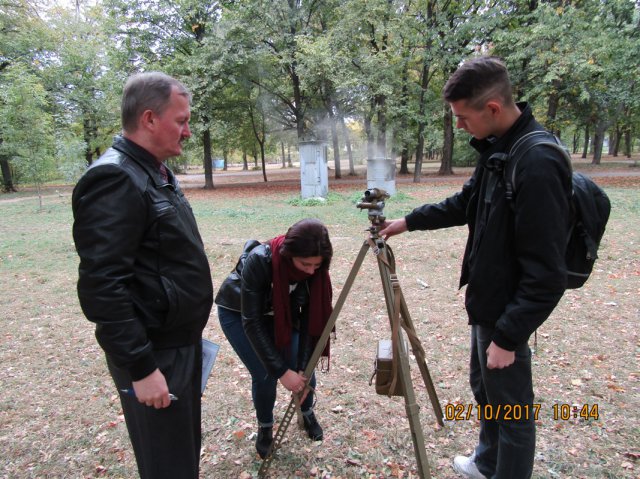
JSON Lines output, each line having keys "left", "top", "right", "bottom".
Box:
{"left": 302, "top": 411, "right": 323, "bottom": 441}
{"left": 256, "top": 426, "right": 273, "bottom": 459}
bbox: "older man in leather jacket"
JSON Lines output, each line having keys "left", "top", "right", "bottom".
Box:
{"left": 72, "top": 72, "right": 213, "bottom": 479}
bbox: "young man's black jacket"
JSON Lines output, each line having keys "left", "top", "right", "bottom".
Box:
{"left": 215, "top": 243, "right": 314, "bottom": 379}
{"left": 72, "top": 136, "right": 214, "bottom": 381}
{"left": 404, "top": 103, "right": 572, "bottom": 351}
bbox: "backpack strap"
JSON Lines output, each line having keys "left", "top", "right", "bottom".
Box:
{"left": 505, "top": 131, "right": 573, "bottom": 201}
{"left": 501, "top": 131, "right": 573, "bottom": 352}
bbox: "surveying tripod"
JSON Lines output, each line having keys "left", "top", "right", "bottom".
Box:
{"left": 258, "top": 189, "right": 444, "bottom": 479}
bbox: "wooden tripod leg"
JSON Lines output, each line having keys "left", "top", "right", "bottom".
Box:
{"left": 397, "top": 329, "right": 432, "bottom": 479}
{"left": 399, "top": 295, "right": 444, "bottom": 426}
{"left": 258, "top": 240, "right": 370, "bottom": 478}
{"left": 376, "top": 249, "right": 432, "bottom": 479}
{"left": 378, "top": 240, "right": 444, "bottom": 426}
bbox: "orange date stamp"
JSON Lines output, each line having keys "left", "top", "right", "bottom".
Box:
{"left": 444, "top": 403, "right": 541, "bottom": 421}
{"left": 444, "top": 403, "right": 600, "bottom": 421}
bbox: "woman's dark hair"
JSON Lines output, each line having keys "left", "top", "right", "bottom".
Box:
{"left": 280, "top": 218, "right": 333, "bottom": 269}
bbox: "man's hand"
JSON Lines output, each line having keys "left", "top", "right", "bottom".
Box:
{"left": 132, "top": 369, "right": 172, "bottom": 409}
{"left": 486, "top": 342, "right": 515, "bottom": 369}
{"left": 378, "top": 218, "right": 408, "bottom": 240}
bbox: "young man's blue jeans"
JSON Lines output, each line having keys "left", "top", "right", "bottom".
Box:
{"left": 470, "top": 325, "right": 535, "bottom": 479}
{"left": 218, "top": 306, "right": 316, "bottom": 427}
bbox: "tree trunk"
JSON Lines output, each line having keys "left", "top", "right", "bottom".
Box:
{"left": 290, "top": 68, "right": 305, "bottom": 140}
{"left": 400, "top": 146, "right": 410, "bottom": 175}
{"left": 287, "top": 145, "right": 293, "bottom": 167}
{"left": 0, "top": 137, "right": 16, "bottom": 192}
{"left": 608, "top": 127, "right": 615, "bottom": 156}
{"left": 592, "top": 120, "right": 606, "bottom": 165}
{"left": 91, "top": 122, "right": 100, "bottom": 160}
{"left": 413, "top": 130, "right": 424, "bottom": 183}
{"left": 260, "top": 141, "right": 267, "bottom": 182}
{"left": 613, "top": 125, "right": 621, "bottom": 156}
{"left": 1, "top": 153, "right": 16, "bottom": 192}
{"left": 364, "top": 107, "right": 374, "bottom": 161}
{"left": 281, "top": 141, "right": 286, "bottom": 168}
{"left": 83, "top": 116, "right": 95, "bottom": 165}
{"left": 203, "top": 130, "right": 214, "bottom": 189}
{"left": 582, "top": 124, "right": 590, "bottom": 159}
{"left": 338, "top": 110, "right": 356, "bottom": 175}
{"left": 413, "top": 60, "right": 431, "bottom": 182}
{"left": 249, "top": 103, "right": 268, "bottom": 182}
{"left": 441, "top": 103, "right": 454, "bottom": 175}
{"left": 623, "top": 105, "right": 632, "bottom": 158}
{"left": 242, "top": 150, "right": 248, "bottom": 170}
{"left": 330, "top": 112, "right": 341, "bottom": 179}
{"left": 545, "top": 83, "right": 560, "bottom": 134}
{"left": 398, "top": 68, "right": 410, "bottom": 175}
{"left": 624, "top": 126, "right": 631, "bottom": 158}
{"left": 375, "top": 94, "right": 386, "bottom": 158}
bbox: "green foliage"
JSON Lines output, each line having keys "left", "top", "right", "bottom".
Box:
{"left": 492, "top": 0, "right": 640, "bottom": 160}
{"left": 0, "top": 65, "right": 56, "bottom": 186}
{"left": 55, "top": 135, "right": 87, "bottom": 182}
{"left": 43, "top": 6, "right": 123, "bottom": 163}
{"left": 0, "top": 0, "right": 639, "bottom": 191}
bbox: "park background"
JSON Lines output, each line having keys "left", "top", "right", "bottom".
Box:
{"left": 1, "top": 0, "right": 639, "bottom": 192}
{"left": 1, "top": 0, "right": 640, "bottom": 478}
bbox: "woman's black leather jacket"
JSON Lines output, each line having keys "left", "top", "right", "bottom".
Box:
{"left": 215, "top": 242, "right": 313, "bottom": 379}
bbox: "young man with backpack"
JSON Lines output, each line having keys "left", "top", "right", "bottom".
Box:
{"left": 379, "top": 56, "right": 573, "bottom": 479}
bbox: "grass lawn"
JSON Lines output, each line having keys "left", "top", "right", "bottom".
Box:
{"left": 1, "top": 172, "right": 638, "bottom": 478}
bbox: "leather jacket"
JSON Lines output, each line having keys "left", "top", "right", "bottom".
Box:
{"left": 405, "top": 103, "right": 571, "bottom": 350}
{"left": 72, "top": 136, "right": 214, "bottom": 381}
{"left": 214, "top": 239, "right": 262, "bottom": 312}
{"left": 215, "top": 243, "right": 313, "bottom": 379}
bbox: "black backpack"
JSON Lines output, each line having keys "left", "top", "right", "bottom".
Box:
{"left": 501, "top": 131, "right": 611, "bottom": 289}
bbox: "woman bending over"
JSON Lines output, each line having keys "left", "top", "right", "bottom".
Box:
{"left": 215, "top": 218, "right": 333, "bottom": 458}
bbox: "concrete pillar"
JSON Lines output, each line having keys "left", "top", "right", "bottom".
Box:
{"left": 299, "top": 141, "right": 328, "bottom": 199}
{"left": 367, "top": 157, "right": 396, "bottom": 195}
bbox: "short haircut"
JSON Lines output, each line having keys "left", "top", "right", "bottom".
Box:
{"left": 443, "top": 56, "right": 514, "bottom": 110}
{"left": 121, "top": 72, "right": 191, "bottom": 133}
{"left": 280, "top": 218, "right": 333, "bottom": 270}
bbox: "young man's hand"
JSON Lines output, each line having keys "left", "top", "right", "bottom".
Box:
{"left": 378, "top": 218, "right": 408, "bottom": 240}
{"left": 486, "top": 342, "right": 515, "bottom": 369}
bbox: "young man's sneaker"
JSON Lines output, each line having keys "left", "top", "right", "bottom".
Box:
{"left": 302, "top": 411, "right": 323, "bottom": 441}
{"left": 453, "top": 452, "right": 487, "bottom": 479}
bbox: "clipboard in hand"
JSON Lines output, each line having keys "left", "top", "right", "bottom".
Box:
{"left": 201, "top": 338, "right": 220, "bottom": 395}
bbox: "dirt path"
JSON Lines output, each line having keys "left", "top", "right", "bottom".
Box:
{"left": 2, "top": 158, "right": 638, "bottom": 203}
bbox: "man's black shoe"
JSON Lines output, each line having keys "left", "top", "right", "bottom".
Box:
{"left": 302, "top": 411, "right": 323, "bottom": 441}
{"left": 256, "top": 426, "right": 273, "bottom": 459}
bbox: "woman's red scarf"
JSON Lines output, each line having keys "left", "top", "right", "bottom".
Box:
{"left": 269, "top": 235, "right": 333, "bottom": 359}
